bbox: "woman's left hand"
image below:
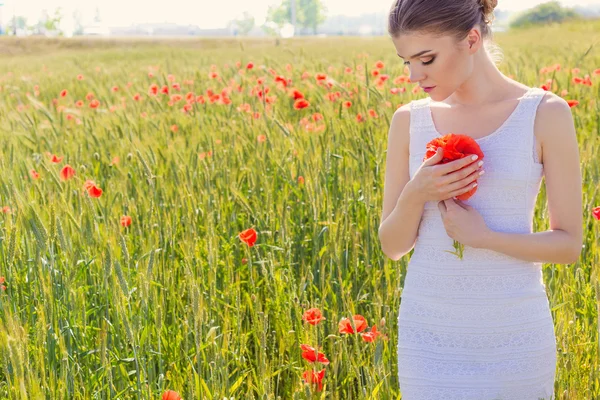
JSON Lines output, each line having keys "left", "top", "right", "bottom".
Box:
{"left": 438, "top": 198, "right": 492, "bottom": 249}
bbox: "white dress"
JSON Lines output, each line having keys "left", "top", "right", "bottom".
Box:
{"left": 397, "top": 87, "right": 557, "bottom": 400}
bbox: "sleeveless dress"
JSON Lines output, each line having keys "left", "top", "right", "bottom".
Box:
{"left": 397, "top": 87, "right": 557, "bottom": 400}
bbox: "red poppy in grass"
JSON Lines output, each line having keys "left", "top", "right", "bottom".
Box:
{"left": 49, "top": 154, "right": 63, "bottom": 163}
{"left": 162, "top": 390, "right": 181, "bottom": 400}
{"left": 84, "top": 180, "right": 102, "bottom": 197}
{"left": 60, "top": 165, "right": 75, "bottom": 181}
{"left": 60, "top": 89, "right": 68, "bottom": 97}
{"left": 2, "top": 206, "right": 10, "bottom": 214}
{"left": 297, "top": 176, "right": 304, "bottom": 184}
{"left": 170, "top": 125, "right": 178, "bottom": 133}
{"left": 338, "top": 315, "right": 368, "bottom": 334}
{"left": 77, "top": 74, "right": 84, "bottom": 80}
{"left": 111, "top": 86, "right": 119, "bottom": 92}
{"left": 356, "top": 113, "right": 364, "bottom": 122}
{"left": 161, "top": 85, "right": 169, "bottom": 95}
{"left": 239, "top": 228, "right": 257, "bottom": 247}
{"left": 567, "top": 99, "right": 579, "bottom": 108}
{"left": 133, "top": 93, "right": 141, "bottom": 101}
{"left": 120, "top": 215, "right": 132, "bottom": 227}
{"left": 246, "top": 62, "right": 254, "bottom": 69}
{"left": 375, "top": 60, "right": 385, "bottom": 69}
{"left": 302, "top": 308, "right": 326, "bottom": 325}
{"left": 302, "top": 369, "right": 326, "bottom": 391}
{"left": 361, "top": 325, "right": 382, "bottom": 342}
{"left": 315, "top": 73, "right": 327, "bottom": 81}
{"left": 149, "top": 84, "right": 159, "bottom": 96}
{"left": 30, "top": 169, "right": 40, "bottom": 179}
{"left": 290, "top": 89, "right": 304, "bottom": 100}
{"left": 294, "top": 99, "right": 310, "bottom": 110}
{"left": 300, "top": 344, "right": 330, "bottom": 365}
{"left": 592, "top": 206, "right": 600, "bottom": 221}
{"left": 89, "top": 99, "right": 100, "bottom": 109}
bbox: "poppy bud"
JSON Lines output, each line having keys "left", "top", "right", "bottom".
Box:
{"left": 127, "top": 153, "right": 133, "bottom": 161}
{"left": 93, "top": 152, "right": 100, "bottom": 160}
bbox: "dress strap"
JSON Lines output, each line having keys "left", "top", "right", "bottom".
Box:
{"left": 521, "top": 88, "right": 548, "bottom": 164}
{"left": 409, "top": 98, "right": 432, "bottom": 138}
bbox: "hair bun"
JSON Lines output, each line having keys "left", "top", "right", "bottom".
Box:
{"left": 481, "top": 0, "right": 498, "bottom": 13}
{"left": 479, "top": 0, "right": 498, "bottom": 23}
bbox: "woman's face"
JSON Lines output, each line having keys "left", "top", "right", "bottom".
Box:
{"left": 392, "top": 31, "right": 474, "bottom": 101}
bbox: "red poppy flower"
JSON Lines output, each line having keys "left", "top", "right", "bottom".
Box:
{"left": 84, "top": 180, "right": 103, "bottom": 197}
{"left": 30, "top": 169, "right": 40, "bottom": 179}
{"left": 111, "top": 86, "right": 119, "bottom": 92}
{"left": 294, "top": 99, "right": 310, "bottom": 110}
{"left": 423, "top": 133, "right": 484, "bottom": 201}
{"left": 338, "top": 315, "right": 368, "bottom": 334}
{"left": 49, "top": 154, "right": 63, "bottom": 163}
{"left": 120, "top": 215, "right": 132, "bottom": 227}
{"left": 60, "top": 89, "right": 68, "bottom": 97}
{"left": 60, "top": 165, "right": 76, "bottom": 181}
{"left": 567, "top": 99, "right": 579, "bottom": 108}
{"left": 302, "top": 308, "right": 326, "bottom": 325}
{"left": 89, "top": 99, "right": 100, "bottom": 109}
{"left": 360, "top": 325, "right": 381, "bottom": 342}
{"left": 239, "top": 228, "right": 257, "bottom": 247}
{"left": 375, "top": 60, "right": 385, "bottom": 69}
{"left": 162, "top": 390, "right": 181, "bottom": 400}
{"left": 290, "top": 89, "right": 304, "bottom": 100}
{"left": 170, "top": 125, "right": 178, "bottom": 133}
{"left": 246, "top": 62, "right": 254, "bottom": 69}
{"left": 592, "top": 206, "right": 600, "bottom": 221}
{"left": 302, "top": 368, "right": 326, "bottom": 391}
{"left": 300, "top": 344, "right": 330, "bottom": 365}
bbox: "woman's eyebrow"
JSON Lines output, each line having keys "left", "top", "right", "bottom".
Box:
{"left": 397, "top": 50, "right": 433, "bottom": 59}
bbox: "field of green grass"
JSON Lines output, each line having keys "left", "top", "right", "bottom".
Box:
{"left": 0, "top": 18, "right": 598, "bottom": 399}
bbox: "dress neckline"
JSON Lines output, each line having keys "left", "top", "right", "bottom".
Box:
{"left": 425, "top": 87, "right": 537, "bottom": 142}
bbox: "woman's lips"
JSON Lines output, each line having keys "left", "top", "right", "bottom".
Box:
{"left": 422, "top": 86, "right": 435, "bottom": 93}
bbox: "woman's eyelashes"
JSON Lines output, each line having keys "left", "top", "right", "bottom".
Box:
{"left": 403, "top": 57, "right": 435, "bottom": 66}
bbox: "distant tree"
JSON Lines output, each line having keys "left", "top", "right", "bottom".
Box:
{"left": 235, "top": 11, "right": 255, "bottom": 36}
{"left": 509, "top": 1, "right": 580, "bottom": 28}
{"left": 73, "top": 9, "right": 84, "bottom": 35}
{"left": 44, "top": 8, "right": 63, "bottom": 33}
{"left": 7, "top": 16, "right": 27, "bottom": 34}
{"left": 266, "top": 0, "right": 327, "bottom": 35}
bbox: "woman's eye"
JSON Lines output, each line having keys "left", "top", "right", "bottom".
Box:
{"left": 404, "top": 57, "right": 435, "bottom": 66}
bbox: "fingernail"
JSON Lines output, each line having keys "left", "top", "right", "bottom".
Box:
{"left": 478, "top": 160, "right": 484, "bottom": 166}
{"left": 471, "top": 155, "right": 478, "bottom": 161}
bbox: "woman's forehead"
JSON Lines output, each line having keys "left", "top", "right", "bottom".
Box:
{"left": 394, "top": 33, "right": 447, "bottom": 57}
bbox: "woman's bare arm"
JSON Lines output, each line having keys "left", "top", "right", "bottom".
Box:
{"left": 379, "top": 104, "right": 427, "bottom": 261}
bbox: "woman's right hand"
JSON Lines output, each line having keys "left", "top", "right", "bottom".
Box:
{"left": 410, "top": 147, "right": 484, "bottom": 204}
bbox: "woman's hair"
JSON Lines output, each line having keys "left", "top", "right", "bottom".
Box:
{"left": 388, "top": 0, "right": 503, "bottom": 65}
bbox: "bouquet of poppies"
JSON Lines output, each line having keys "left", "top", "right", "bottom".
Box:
{"left": 423, "top": 134, "right": 485, "bottom": 259}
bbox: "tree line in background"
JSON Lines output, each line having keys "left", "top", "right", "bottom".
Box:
{"left": 3, "top": 0, "right": 597, "bottom": 37}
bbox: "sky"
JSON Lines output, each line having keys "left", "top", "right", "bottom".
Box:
{"left": 1, "top": 0, "right": 599, "bottom": 30}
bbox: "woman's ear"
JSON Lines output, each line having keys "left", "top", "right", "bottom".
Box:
{"left": 467, "top": 28, "right": 481, "bottom": 52}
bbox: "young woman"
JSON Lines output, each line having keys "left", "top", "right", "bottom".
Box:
{"left": 378, "top": 0, "right": 583, "bottom": 398}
